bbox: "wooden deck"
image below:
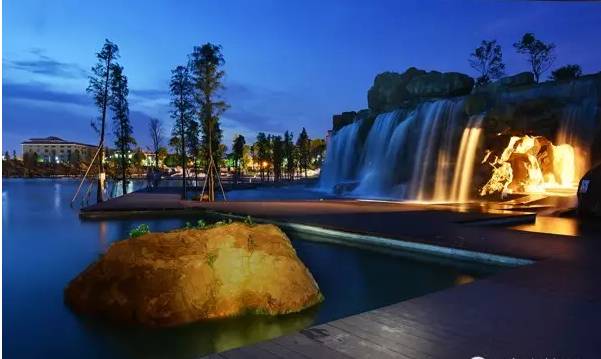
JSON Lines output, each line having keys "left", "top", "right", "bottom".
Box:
{"left": 80, "top": 193, "right": 601, "bottom": 358}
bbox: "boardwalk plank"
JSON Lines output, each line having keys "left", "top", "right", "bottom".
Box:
{"left": 219, "top": 345, "right": 281, "bottom": 359}
{"left": 272, "top": 332, "right": 354, "bottom": 359}
{"left": 299, "top": 324, "right": 411, "bottom": 359}
{"left": 253, "top": 341, "right": 309, "bottom": 359}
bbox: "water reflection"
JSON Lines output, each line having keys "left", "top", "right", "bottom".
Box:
{"left": 4, "top": 179, "right": 496, "bottom": 359}
{"left": 512, "top": 216, "right": 580, "bottom": 236}
{"left": 81, "top": 307, "right": 319, "bottom": 358}
{"left": 98, "top": 222, "right": 108, "bottom": 251}
{"left": 54, "top": 182, "right": 61, "bottom": 212}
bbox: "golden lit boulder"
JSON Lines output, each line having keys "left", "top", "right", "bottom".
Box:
{"left": 64, "top": 222, "right": 323, "bottom": 327}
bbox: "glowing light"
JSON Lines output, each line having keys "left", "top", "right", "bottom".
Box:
{"left": 480, "top": 135, "right": 577, "bottom": 196}
{"left": 262, "top": 161, "right": 268, "bottom": 168}
{"left": 449, "top": 126, "right": 483, "bottom": 202}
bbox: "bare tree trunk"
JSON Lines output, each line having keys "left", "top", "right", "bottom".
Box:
{"left": 97, "top": 55, "right": 111, "bottom": 203}
{"left": 180, "top": 92, "right": 187, "bottom": 200}
{"left": 208, "top": 117, "right": 215, "bottom": 201}
{"left": 121, "top": 154, "right": 127, "bottom": 195}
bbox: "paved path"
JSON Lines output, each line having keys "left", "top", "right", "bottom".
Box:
{"left": 80, "top": 193, "right": 601, "bottom": 358}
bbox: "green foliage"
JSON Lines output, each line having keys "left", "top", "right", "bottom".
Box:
{"left": 244, "top": 215, "right": 254, "bottom": 226}
{"left": 157, "top": 147, "right": 168, "bottom": 166}
{"left": 513, "top": 33, "right": 556, "bottom": 83}
{"left": 283, "top": 131, "right": 296, "bottom": 180}
{"left": 247, "top": 307, "right": 270, "bottom": 315}
{"left": 271, "top": 135, "right": 284, "bottom": 181}
{"left": 310, "top": 138, "right": 326, "bottom": 169}
{"left": 232, "top": 134, "right": 246, "bottom": 182}
{"left": 186, "top": 119, "right": 201, "bottom": 174}
{"left": 317, "top": 292, "right": 325, "bottom": 303}
{"left": 296, "top": 128, "right": 310, "bottom": 177}
{"left": 550, "top": 64, "right": 582, "bottom": 82}
{"left": 196, "top": 219, "right": 207, "bottom": 228}
{"left": 87, "top": 39, "right": 120, "bottom": 136}
{"left": 255, "top": 132, "right": 271, "bottom": 181}
{"left": 169, "top": 65, "right": 195, "bottom": 198}
{"left": 189, "top": 43, "right": 229, "bottom": 201}
{"left": 111, "top": 64, "right": 136, "bottom": 195}
{"left": 129, "top": 224, "right": 150, "bottom": 238}
{"left": 132, "top": 148, "right": 145, "bottom": 167}
{"left": 469, "top": 39, "right": 505, "bottom": 86}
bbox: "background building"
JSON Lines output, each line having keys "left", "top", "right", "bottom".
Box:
{"left": 21, "top": 136, "right": 97, "bottom": 163}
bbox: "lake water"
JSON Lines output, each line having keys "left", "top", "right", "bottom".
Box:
{"left": 3, "top": 179, "right": 498, "bottom": 358}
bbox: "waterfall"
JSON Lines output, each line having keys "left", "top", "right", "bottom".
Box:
{"left": 407, "top": 100, "right": 466, "bottom": 200}
{"left": 352, "top": 111, "right": 404, "bottom": 196}
{"left": 449, "top": 115, "right": 484, "bottom": 202}
{"left": 320, "top": 98, "right": 485, "bottom": 202}
{"left": 556, "top": 101, "right": 598, "bottom": 178}
{"left": 318, "top": 121, "right": 361, "bottom": 190}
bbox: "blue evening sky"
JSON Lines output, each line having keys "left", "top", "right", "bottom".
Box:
{"left": 3, "top": 0, "right": 601, "bottom": 153}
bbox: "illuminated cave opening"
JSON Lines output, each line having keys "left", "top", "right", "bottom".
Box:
{"left": 480, "top": 135, "right": 577, "bottom": 196}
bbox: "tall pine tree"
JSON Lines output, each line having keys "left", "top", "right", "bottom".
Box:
{"left": 283, "top": 131, "right": 296, "bottom": 180}
{"left": 272, "top": 135, "right": 284, "bottom": 182}
{"left": 232, "top": 135, "right": 246, "bottom": 184}
{"left": 169, "top": 65, "right": 195, "bottom": 199}
{"left": 297, "top": 128, "right": 310, "bottom": 178}
{"left": 189, "top": 43, "right": 229, "bottom": 201}
{"left": 87, "top": 39, "right": 119, "bottom": 202}
{"left": 110, "top": 65, "right": 135, "bottom": 195}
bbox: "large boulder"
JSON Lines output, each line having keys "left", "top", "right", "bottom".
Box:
{"left": 475, "top": 72, "right": 535, "bottom": 94}
{"left": 367, "top": 68, "right": 474, "bottom": 113}
{"left": 406, "top": 71, "right": 474, "bottom": 99}
{"left": 367, "top": 67, "right": 427, "bottom": 113}
{"left": 332, "top": 111, "right": 357, "bottom": 131}
{"left": 497, "top": 72, "right": 535, "bottom": 88}
{"left": 65, "top": 222, "right": 323, "bottom": 327}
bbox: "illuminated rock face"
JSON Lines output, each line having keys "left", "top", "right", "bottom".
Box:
{"left": 65, "top": 223, "right": 323, "bottom": 327}
{"left": 480, "top": 135, "right": 576, "bottom": 195}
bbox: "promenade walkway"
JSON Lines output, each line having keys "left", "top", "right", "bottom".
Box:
{"left": 80, "top": 192, "right": 601, "bottom": 358}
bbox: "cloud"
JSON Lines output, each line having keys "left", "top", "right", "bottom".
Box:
{"left": 130, "top": 88, "right": 170, "bottom": 101}
{"left": 222, "top": 81, "right": 314, "bottom": 135}
{"left": 3, "top": 81, "right": 92, "bottom": 107}
{"left": 7, "top": 48, "right": 88, "bottom": 79}
{"left": 2, "top": 81, "right": 162, "bottom": 151}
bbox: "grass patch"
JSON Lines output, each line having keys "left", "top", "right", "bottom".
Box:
{"left": 129, "top": 224, "right": 150, "bottom": 238}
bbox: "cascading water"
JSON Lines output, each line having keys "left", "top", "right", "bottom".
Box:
{"left": 406, "top": 100, "right": 467, "bottom": 200}
{"left": 556, "top": 101, "right": 598, "bottom": 179}
{"left": 449, "top": 115, "right": 484, "bottom": 202}
{"left": 352, "top": 111, "right": 405, "bottom": 196}
{"left": 318, "top": 121, "right": 361, "bottom": 191}
{"left": 320, "top": 98, "right": 485, "bottom": 202}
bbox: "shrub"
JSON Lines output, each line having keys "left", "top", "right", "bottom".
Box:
{"left": 129, "top": 224, "right": 150, "bottom": 238}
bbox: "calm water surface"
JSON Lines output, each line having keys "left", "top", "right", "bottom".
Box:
{"left": 3, "top": 179, "right": 496, "bottom": 359}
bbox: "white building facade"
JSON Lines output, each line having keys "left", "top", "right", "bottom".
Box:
{"left": 21, "top": 136, "right": 97, "bottom": 163}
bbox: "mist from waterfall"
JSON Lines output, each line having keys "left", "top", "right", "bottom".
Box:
{"left": 320, "top": 99, "right": 485, "bottom": 202}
